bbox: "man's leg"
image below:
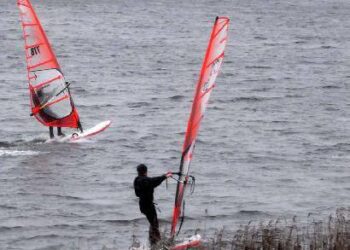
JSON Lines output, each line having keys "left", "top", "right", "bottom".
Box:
{"left": 49, "top": 126, "right": 54, "bottom": 139}
{"left": 57, "top": 127, "right": 64, "bottom": 136}
{"left": 145, "top": 206, "right": 161, "bottom": 246}
{"left": 77, "top": 120, "right": 83, "bottom": 133}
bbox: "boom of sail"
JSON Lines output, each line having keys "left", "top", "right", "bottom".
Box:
{"left": 17, "top": 0, "right": 80, "bottom": 128}
{"left": 170, "top": 16, "right": 230, "bottom": 237}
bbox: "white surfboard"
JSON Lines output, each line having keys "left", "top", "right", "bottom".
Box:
{"left": 58, "top": 120, "right": 111, "bottom": 142}
{"left": 129, "top": 234, "right": 201, "bottom": 250}
{"left": 171, "top": 234, "right": 202, "bottom": 250}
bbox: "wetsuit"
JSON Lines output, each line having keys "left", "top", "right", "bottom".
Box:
{"left": 134, "top": 174, "right": 167, "bottom": 246}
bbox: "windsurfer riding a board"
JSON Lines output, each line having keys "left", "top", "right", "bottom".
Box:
{"left": 133, "top": 164, "right": 172, "bottom": 247}
{"left": 17, "top": 0, "right": 110, "bottom": 142}
{"left": 31, "top": 81, "right": 82, "bottom": 139}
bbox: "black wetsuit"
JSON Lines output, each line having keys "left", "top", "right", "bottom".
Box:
{"left": 134, "top": 174, "right": 167, "bottom": 246}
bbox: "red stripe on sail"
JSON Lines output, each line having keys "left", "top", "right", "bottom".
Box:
{"left": 34, "top": 107, "right": 80, "bottom": 128}
{"left": 17, "top": 2, "right": 30, "bottom": 8}
{"left": 220, "top": 37, "right": 227, "bottom": 44}
{"left": 213, "top": 18, "right": 230, "bottom": 38}
{"left": 22, "top": 23, "right": 39, "bottom": 27}
{"left": 44, "top": 94, "right": 69, "bottom": 108}
{"left": 27, "top": 58, "right": 55, "bottom": 71}
{"left": 25, "top": 42, "right": 44, "bottom": 49}
{"left": 32, "top": 75, "right": 62, "bottom": 89}
{"left": 206, "top": 52, "right": 224, "bottom": 69}
{"left": 31, "top": 94, "right": 69, "bottom": 115}
{"left": 199, "top": 84, "right": 215, "bottom": 98}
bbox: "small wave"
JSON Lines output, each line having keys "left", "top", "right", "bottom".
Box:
{"left": 238, "top": 210, "right": 268, "bottom": 216}
{"left": 211, "top": 106, "right": 224, "bottom": 110}
{"left": 41, "top": 193, "right": 84, "bottom": 200}
{"left": 0, "top": 97, "right": 10, "bottom": 101}
{"left": 321, "top": 45, "right": 336, "bottom": 49}
{"left": 0, "top": 149, "right": 40, "bottom": 157}
{"left": 285, "top": 94, "right": 304, "bottom": 98}
{"left": 156, "top": 67, "right": 167, "bottom": 71}
{"left": 0, "top": 205, "right": 17, "bottom": 210}
{"left": 0, "top": 137, "right": 47, "bottom": 147}
{"left": 127, "top": 102, "right": 150, "bottom": 108}
{"left": 252, "top": 87, "right": 273, "bottom": 92}
{"left": 25, "top": 234, "right": 62, "bottom": 240}
{"left": 277, "top": 178, "right": 296, "bottom": 183}
{"left": 139, "top": 134, "right": 158, "bottom": 140}
{"left": 230, "top": 97, "right": 264, "bottom": 103}
{"left": 324, "top": 107, "right": 339, "bottom": 112}
{"left": 245, "top": 65, "right": 272, "bottom": 69}
{"left": 0, "top": 141, "right": 14, "bottom": 148}
{"left": 79, "top": 103, "right": 115, "bottom": 108}
{"left": 254, "top": 36, "right": 267, "bottom": 40}
{"left": 321, "top": 85, "right": 340, "bottom": 89}
{"left": 333, "top": 142, "right": 350, "bottom": 148}
{"left": 0, "top": 226, "right": 23, "bottom": 232}
{"left": 6, "top": 55, "right": 19, "bottom": 60}
{"left": 100, "top": 218, "right": 143, "bottom": 225}
{"left": 169, "top": 95, "right": 185, "bottom": 101}
{"left": 271, "top": 120, "right": 289, "bottom": 124}
{"left": 15, "top": 138, "right": 47, "bottom": 146}
{"left": 45, "top": 137, "right": 91, "bottom": 144}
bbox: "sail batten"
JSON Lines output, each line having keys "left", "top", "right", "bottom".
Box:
{"left": 17, "top": 0, "right": 80, "bottom": 128}
{"left": 32, "top": 75, "right": 62, "bottom": 90}
{"left": 27, "top": 58, "right": 55, "bottom": 70}
{"left": 170, "top": 16, "right": 229, "bottom": 238}
{"left": 25, "top": 42, "right": 44, "bottom": 49}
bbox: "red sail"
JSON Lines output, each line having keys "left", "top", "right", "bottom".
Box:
{"left": 17, "top": 0, "right": 80, "bottom": 128}
{"left": 171, "top": 17, "right": 230, "bottom": 237}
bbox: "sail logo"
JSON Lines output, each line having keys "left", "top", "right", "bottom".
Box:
{"left": 30, "top": 46, "right": 40, "bottom": 56}
{"left": 202, "top": 59, "right": 221, "bottom": 93}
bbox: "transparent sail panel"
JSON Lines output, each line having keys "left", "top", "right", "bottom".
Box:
{"left": 30, "top": 69, "right": 72, "bottom": 119}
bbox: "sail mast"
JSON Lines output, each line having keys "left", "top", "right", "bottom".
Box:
{"left": 171, "top": 16, "right": 230, "bottom": 238}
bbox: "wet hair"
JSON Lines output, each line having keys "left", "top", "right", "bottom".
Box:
{"left": 137, "top": 164, "right": 147, "bottom": 175}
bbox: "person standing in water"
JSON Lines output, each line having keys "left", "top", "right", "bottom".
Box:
{"left": 134, "top": 164, "right": 172, "bottom": 246}
{"left": 48, "top": 81, "right": 83, "bottom": 139}
{"left": 49, "top": 127, "right": 64, "bottom": 139}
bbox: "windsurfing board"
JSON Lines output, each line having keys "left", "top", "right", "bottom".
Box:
{"left": 56, "top": 120, "right": 111, "bottom": 142}
{"left": 170, "top": 234, "right": 202, "bottom": 250}
{"left": 129, "top": 234, "right": 201, "bottom": 250}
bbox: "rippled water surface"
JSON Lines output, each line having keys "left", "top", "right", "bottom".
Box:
{"left": 1, "top": 0, "right": 350, "bottom": 249}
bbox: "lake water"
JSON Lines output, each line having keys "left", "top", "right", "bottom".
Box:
{"left": 0, "top": 0, "right": 349, "bottom": 249}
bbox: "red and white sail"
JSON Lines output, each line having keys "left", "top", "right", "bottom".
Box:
{"left": 17, "top": 0, "right": 80, "bottom": 128}
{"left": 171, "top": 16, "right": 230, "bottom": 237}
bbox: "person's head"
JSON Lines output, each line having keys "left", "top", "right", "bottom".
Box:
{"left": 137, "top": 164, "right": 147, "bottom": 176}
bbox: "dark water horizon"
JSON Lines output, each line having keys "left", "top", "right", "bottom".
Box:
{"left": 1, "top": 0, "right": 350, "bottom": 249}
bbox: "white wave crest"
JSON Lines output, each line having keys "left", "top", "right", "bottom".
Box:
{"left": 0, "top": 149, "right": 40, "bottom": 157}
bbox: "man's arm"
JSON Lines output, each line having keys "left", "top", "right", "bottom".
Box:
{"left": 149, "top": 175, "right": 166, "bottom": 188}
{"left": 149, "top": 172, "right": 172, "bottom": 188}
